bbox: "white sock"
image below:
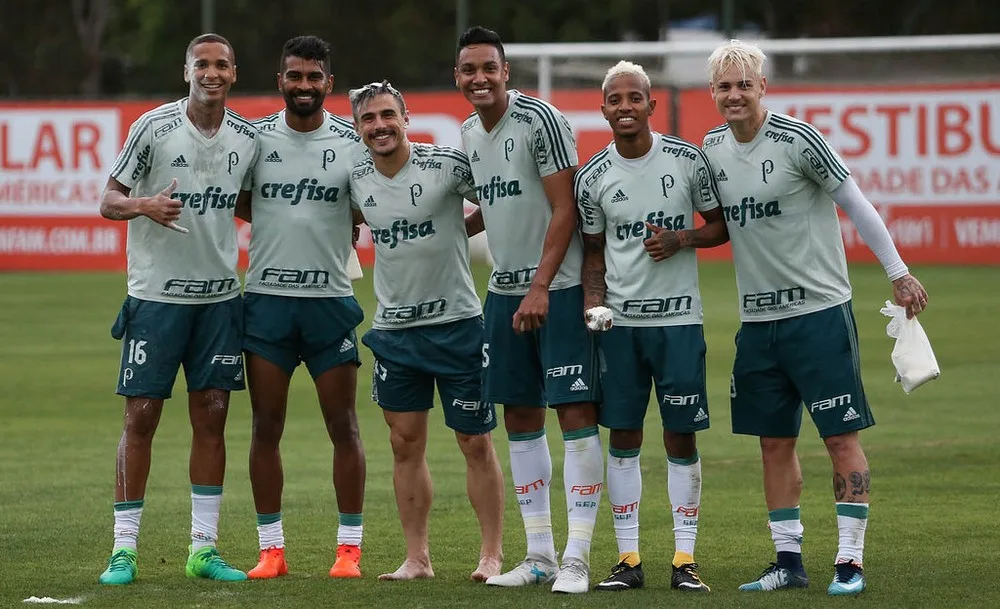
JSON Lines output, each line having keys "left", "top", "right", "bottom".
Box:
{"left": 835, "top": 503, "right": 869, "bottom": 564}
{"left": 607, "top": 450, "right": 641, "bottom": 555}
{"left": 191, "top": 485, "right": 223, "bottom": 551}
{"left": 112, "top": 500, "right": 143, "bottom": 551}
{"left": 562, "top": 428, "right": 603, "bottom": 566}
{"left": 337, "top": 512, "right": 364, "bottom": 546}
{"left": 256, "top": 512, "right": 284, "bottom": 550}
{"left": 508, "top": 431, "right": 556, "bottom": 562}
{"left": 769, "top": 507, "right": 804, "bottom": 554}
{"left": 667, "top": 453, "right": 702, "bottom": 558}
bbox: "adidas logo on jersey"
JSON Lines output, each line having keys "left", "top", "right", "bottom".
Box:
{"left": 339, "top": 338, "right": 354, "bottom": 353}
{"left": 610, "top": 188, "right": 629, "bottom": 203}
{"left": 264, "top": 150, "right": 282, "bottom": 163}
{"left": 693, "top": 408, "right": 708, "bottom": 423}
{"left": 570, "top": 378, "right": 589, "bottom": 392}
{"left": 170, "top": 155, "right": 188, "bottom": 168}
{"left": 470, "top": 150, "right": 480, "bottom": 162}
{"left": 363, "top": 195, "right": 376, "bottom": 207}
{"left": 716, "top": 168, "right": 728, "bottom": 182}
{"left": 843, "top": 407, "right": 860, "bottom": 422}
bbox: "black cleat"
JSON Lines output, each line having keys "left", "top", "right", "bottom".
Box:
{"left": 672, "top": 562, "right": 711, "bottom": 592}
{"left": 594, "top": 561, "right": 645, "bottom": 591}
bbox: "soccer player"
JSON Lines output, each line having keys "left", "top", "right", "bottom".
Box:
{"left": 348, "top": 80, "right": 505, "bottom": 583}
{"left": 96, "top": 33, "right": 258, "bottom": 585}
{"left": 238, "top": 36, "right": 367, "bottom": 580}
{"left": 456, "top": 26, "right": 604, "bottom": 594}
{"left": 703, "top": 40, "right": 929, "bottom": 596}
{"left": 576, "top": 61, "right": 727, "bottom": 593}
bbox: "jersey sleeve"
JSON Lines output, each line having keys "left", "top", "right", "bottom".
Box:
{"left": 533, "top": 107, "right": 579, "bottom": 177}
{"left": 793, "top": 122, "right": 851, "bottom": 193}
{"left": 575, "top": 170, "right": 605, "bottom": 235}
{"left": 691, "top": 149, "right": 722, "bottom": 212}
{"left": 109, "top": 116, "right": 154, "bottom": 189}
{"left": 241, "top": 135, "right": 261, "bottom": 191}
{"left": 447, "top": 151, "right": 478, "bottom": 201}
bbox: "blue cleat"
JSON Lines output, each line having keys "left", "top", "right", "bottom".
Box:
{"left": 739, "top": 562, "right": 809, "bottom": 591}
{"left": 827, "top": 561, "right": 865, "bottom": 596}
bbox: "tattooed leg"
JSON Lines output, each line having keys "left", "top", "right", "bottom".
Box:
{"left": 824, "top": 432, "right": 870, "bottom": 503}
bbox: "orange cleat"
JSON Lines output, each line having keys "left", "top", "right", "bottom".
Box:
{"left": 329, "top": 544, "right": 362, "bottom": 578}
{"left": 247, "top": 547, "right": 288, "bottom": 579}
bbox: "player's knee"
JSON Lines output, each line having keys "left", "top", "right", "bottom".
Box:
{"left": 760, "top": 436, "right": 797, "bottom": 461}
{"left": 823, "top": 431, "right": 861, "bottom": 461}
{"left": 123, "top": 398, "right": 162, "bottom": 440}
{"left": 610, "top": 428, "right": 643, "bottom": 451}
{"left": 456, "top": 431, "right": 493, "bottom": 463}
{"left": 251, "top": 412, "right": 285, "bottom": 445}
{"left": 555, "top": 402, "right": 598, "bottom": 430}
{"left": 503, "top": 406, "right": 545, "bottom": 433}
{"left": 663, "top": 430, "right": 696, "bottom": 459}
{"left": 388, "top": 426, "right": 426, "bottom": 460}
{"left": 327, "top": 413, "right": 361, "bottom": 447}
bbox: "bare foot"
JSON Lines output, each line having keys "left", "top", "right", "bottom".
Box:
{"left": 471, "top": 555, "right": 502, "bottom": 582}
{"left": 378, "top": 559, "right": 435, "bottom": 581}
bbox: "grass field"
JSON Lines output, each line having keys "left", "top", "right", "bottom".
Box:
{"left": 1, "top": 262, "right": 998, "bottom": 608}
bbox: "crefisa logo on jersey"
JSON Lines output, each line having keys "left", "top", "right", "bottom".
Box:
{"left": 131, "top": 145, "right": 151, "bottom": 181}
{"left": 615, "top": 211, "right": 686, "bottom": 241}
{"left": 724, "top": 196, "right": 782, "bottom": 228}
{"left": 170, "top": 187, "right": 238, "bottom": 214}
{"left": 258, "top": 178, "right": 340, "bottom": 205}
{"left": 369, "top": 218, "right": 437, "bottom": 249}
{"left": 475, "top": 176, "right": 522, "bottom": 205}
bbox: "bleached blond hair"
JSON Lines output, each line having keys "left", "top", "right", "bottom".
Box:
{"left": 601, "top": 60, "right": 651, "bottom": 96}
{"left": 707, "top": 39, "right": 766, "bottom": 84}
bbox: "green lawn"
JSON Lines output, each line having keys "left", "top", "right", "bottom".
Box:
{"left": 1, "top": 262, "right": 998, "bottom": 608}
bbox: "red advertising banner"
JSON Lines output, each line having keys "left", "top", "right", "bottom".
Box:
{"left": 1, "top": 84, "right": 997, "bottom": 270}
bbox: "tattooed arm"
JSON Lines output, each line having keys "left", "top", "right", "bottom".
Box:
{"left": 892, "top": 274, "right": 929, "bottom": 319}
{"left": 581, "top": 232, "right": 607, "bottom": 311}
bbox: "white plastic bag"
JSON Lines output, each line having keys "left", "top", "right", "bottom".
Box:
{"left": 879, "top": 300, "right": 940, "bottom": 393}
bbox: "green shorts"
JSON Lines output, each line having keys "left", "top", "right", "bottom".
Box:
{"left": 731, "top": 301, "right": 874, "bottom": 438}
{"left": 598, "top": 324, "right": 709, "bottom": 432}
{"left": 482, "top": 285, "right": 600, "bottom": 407}
{"left": 362, "top": 316, "right": 497, "bottom": 436}
{"left": 243, "top": 293, "right": 363, "bottom": 379}
{"left": 111, "top": 296, "right": 244, "bottom": 399}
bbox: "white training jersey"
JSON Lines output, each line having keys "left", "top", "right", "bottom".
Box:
{"left": 460, "top": 90, "right": 582, "bottom": 295}
{"left": 576, "top": 133, "right": 721, "bottom": 327}
{"left": 702, "top": 111, "right": 853, "bottom": 322}
{"left": 350, "top": 143, "right": 482, "bottom": 330}
{"left": 244, "top": 110, "right": 364, "bottom": 297}
{"left": 110, "top": 98, "right": 258, "bottom": 304}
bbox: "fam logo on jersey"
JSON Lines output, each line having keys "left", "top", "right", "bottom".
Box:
{"left": 723, "top": 196, "right": 782, "bottom": 228}
{"left": 258, "top": 178, "right": 340, "bottom": 205}
{"left": 170, "top": 187, "right": 238, "bottom": 214}
{"left": 801, "top": 149, "right": 829, "bottom": 180}
{"left": 704, "top": 133, "right": 725, "bottom": 148}
{"left": 615, "top": 211, "right": 686, "bottom": 241}
{"left": 259, "top": 267, "right": 330, "bottom": 289}
{"left": 584, "top": 160, "right": 612, "bottom": 187}
{"left": 621, "top": 295, "right": 693, "bottom": 319}
{"left": 742, "top": 286, "right": 806, "bottom": 313}
{"left": 369, "top": 218, "right": 437, "bottom": 249}
{"left": 490, "top": 265, "right": 537, "bottom": 290}
{"left": 381, "top": 298, "right": 448, "bottom": 323}
{"left": 352, "top": 164, "right": 374, "bottom": 179}
{"left": 160, "top": 277, "right": 238, "bottom": 298}
{"left": 154, "top": 117, "right": 182, "bottom": 139}
{"left": 476, "top": 176, "right": 522, "bottom": 205}
{"left": 532, "top": 129, "right": 547, "bottom": 165}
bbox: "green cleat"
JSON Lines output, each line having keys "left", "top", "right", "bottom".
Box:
{"left": 185, "top": 546, "right": 247, "bottom": 581}
{"left": 99, "top": 548, "right": 138, "bottom": 585}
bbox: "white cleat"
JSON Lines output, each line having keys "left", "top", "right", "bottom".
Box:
{"left": 485, "top": 556, "right": 557, "bottom": 587}
{"left": 551, "top": 560, "right": 590, "bottom": 594}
